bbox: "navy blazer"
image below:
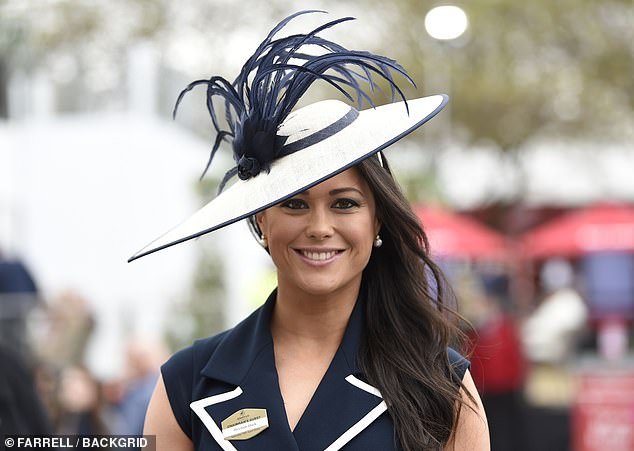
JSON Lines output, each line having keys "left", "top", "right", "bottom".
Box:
{"left": 162, "top": 291, "right": 469, "bottom": 450}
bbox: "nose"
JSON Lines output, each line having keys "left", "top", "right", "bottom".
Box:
{"left": 305, "top": 206, "right": 334, "bottom": 240}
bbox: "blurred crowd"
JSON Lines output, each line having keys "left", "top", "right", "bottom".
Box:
{"left": 452, "top": 258, "right": 590, "bottom": 451}
{"left": 0, "top": 256, "right": 167, "bottom": 447}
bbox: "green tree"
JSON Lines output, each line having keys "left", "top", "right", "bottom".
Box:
{"left": 366, "top": 0, "right": 634, "bottom": 149}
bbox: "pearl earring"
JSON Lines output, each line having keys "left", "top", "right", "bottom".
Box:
{"left": 373, "top": 235, "right": 383, "bottom": 248}
{"left": 259, "top": 236, "right": 268, "bottom": 249}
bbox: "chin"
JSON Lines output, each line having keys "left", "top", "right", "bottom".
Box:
{"left": 302, "top": 286, "right": 340, "bottom": 297}
{"left": 295, "top": 276, "right": 360, "bottom": 298}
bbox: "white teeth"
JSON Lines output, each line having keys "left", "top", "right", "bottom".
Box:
{"left": 302, "top": 250, "right": 337, "bottom": 261}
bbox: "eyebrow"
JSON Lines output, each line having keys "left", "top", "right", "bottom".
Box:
{"left": 300, "top": 187, "right": 365, "bottom": 197}
{"left": 330, "top": 187, "right": 365, "bottom": 196}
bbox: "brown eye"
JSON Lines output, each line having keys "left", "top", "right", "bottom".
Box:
{"left": 333, "top": 198, "right": 360, "bottom": 209}
{"left": 280, "top": 198, "right": 308, "bottom": 209}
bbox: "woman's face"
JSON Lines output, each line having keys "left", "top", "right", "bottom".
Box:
{"left": 256, "top": 167, "right": 380, "bottom": 298}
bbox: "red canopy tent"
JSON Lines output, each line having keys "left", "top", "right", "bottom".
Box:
{"left": 521, "top": 203, "right": 634, "bottom": 258}
{"left": 415, "top": 206, "right": 508, "bottom": 260}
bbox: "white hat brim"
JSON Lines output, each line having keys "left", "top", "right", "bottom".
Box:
{"left": 129, "top": 94, "right": 448, "bottom": 262}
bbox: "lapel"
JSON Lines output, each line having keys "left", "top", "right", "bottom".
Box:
{"left": 190, "top": 289, "right": 391, "bottom": 451}
{"left": 292, "top": 292, "right": 389, "bottom": 451}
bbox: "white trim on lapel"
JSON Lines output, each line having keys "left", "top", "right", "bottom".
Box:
{"left": 190, "top": 387, "right": 243, "bottom": 451}
{"left": 344, "top": 375, "right": 382, "bottom": 397}
{"left": 324, "top": 375, "right": 388, "bottom": 451}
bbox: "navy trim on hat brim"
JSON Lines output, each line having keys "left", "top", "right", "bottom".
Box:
{"left": 128, "top": 95, "right": 448, "bottom": 263}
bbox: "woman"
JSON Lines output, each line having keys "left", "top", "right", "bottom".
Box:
{"left": 133, "top": 11, "right": 489, "bottom": 451}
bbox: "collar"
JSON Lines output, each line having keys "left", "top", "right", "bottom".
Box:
{"left": 200, "top": 288, "right": 365, "bottom": 385}
{"left": 192, "top": 287, "right": 393, "bottom": 451}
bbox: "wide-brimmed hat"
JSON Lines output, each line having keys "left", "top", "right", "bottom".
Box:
{"left": 128, "top": 11, "right": 447, "bottom": 262}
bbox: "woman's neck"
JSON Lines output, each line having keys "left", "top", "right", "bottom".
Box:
{"left": 271, "top": 281, "right": 360, "bottom": 347}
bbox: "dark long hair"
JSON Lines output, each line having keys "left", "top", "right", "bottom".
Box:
{"left": 356, "top": 155, "right": 471, "bottom": 450}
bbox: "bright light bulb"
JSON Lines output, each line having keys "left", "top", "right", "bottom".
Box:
{"left": 424, "top": 6, "right": 468, "bottom": 41}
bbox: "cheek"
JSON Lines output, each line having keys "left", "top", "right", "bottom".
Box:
{"left": 351, "top": 220, "right": 377, "bottom": 254}
{"left": 264, "top": 218, "right": 301, "bottom": 254}
{"left": 360, "top": 235, "right": 375, "bottom": 261}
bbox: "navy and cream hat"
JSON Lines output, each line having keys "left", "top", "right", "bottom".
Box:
{"left": 128, "top": 10, "right": 447, "bottom": 262}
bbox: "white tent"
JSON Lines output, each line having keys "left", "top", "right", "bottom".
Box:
{"left": 0, "top": 113, "right": 241, "bottom": 376}
{"left": 436, "top": 140, "right": 634, "bottom": 209}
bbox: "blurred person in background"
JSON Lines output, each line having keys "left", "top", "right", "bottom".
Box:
{"left": 0, "top": 249, "right": 53, "bottom": 437}
{"left": 468, "top": 273, "right": 527, "bottom": 451}
{"left": 136, "top": 11, "right": 488, "bottom": 451}
{"left": 34, "top": 291, "right": 96, "bottom": 368}
{"left": 522, "top": 258, "right": 588, "bottom": 364}
{"left": 56, "top": 365, "right": 110, "bottom": 437}
{"left": 113, "top": 337, "right": 168, "bottom": 437}
{"left": 0, "top": 250, "right": 39, "bottom": 355}
{"left": 0, "top": 343, "right": 53, "bottom": 436}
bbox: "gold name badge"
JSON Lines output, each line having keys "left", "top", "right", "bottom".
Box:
{"left": 221, "top": 408, "right": 269, "bottom": 440}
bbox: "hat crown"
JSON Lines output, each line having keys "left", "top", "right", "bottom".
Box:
{"left": 278, "top": 100, "right": 353, "bottom": 145}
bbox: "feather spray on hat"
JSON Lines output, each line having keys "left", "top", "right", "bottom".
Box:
{"left": 172, "top": 10, "right": 414, "bottom": 194}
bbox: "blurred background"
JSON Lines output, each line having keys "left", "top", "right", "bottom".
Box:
{"left": 1, "top": 0, "right": 633, "bottom": 449}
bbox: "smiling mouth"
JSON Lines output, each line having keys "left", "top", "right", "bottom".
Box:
{"left": 297, "top": 250, "right": 343, "bottom": 261}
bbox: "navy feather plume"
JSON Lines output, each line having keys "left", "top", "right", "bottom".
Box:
{"left": 172, "top": 10, "right": 414, "bottom": 192}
